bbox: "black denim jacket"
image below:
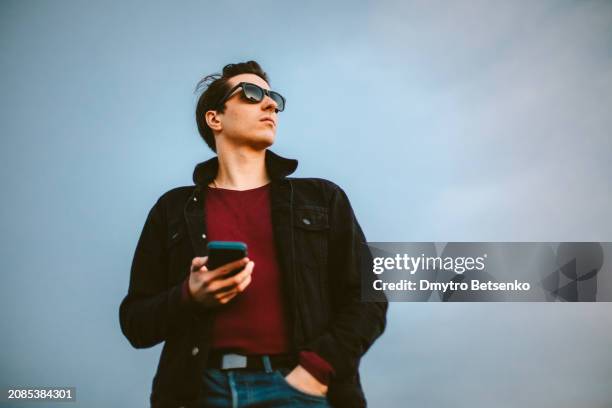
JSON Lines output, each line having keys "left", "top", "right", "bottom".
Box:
{"left": 119, "top": 149, "right": 388, "bottom": 408}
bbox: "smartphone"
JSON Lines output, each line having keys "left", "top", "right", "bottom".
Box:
{"left": 206, "top": 241, "right": 248, "bottom": 277}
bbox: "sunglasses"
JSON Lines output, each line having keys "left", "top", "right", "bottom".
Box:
{"left": 217, "top": 82, "right": 286, "bottom": 112}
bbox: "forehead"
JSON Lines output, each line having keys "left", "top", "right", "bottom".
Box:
{"left": 226, "top": 73, "right": 270, "bottom": 90}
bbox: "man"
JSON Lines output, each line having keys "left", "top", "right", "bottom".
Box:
{"left": 119, "top": 60, "right": 387, "bottom": 408}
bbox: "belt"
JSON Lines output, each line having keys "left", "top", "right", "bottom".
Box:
{"left": 207, "top": 350, "right": 298, "bottom": 371}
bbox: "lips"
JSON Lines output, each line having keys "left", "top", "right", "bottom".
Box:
{"left": 260, "top": 117, "right": 276, "bottom": 126}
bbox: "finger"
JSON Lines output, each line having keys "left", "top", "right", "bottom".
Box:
{"left": 208, "top": 257, "right": 249, "bottom": 279}
{"left": 235, "top": 273, "right": 252, "bottom": 292}
{"left": 191, "top": 256, "right": 207, "bottom": 267}
{"left": 208, "top": 261, "right": 253, "bottom": 294}
{"left": 191, "top": 256, "right": 208, "bottom": 272}
{"left": 216, "top": 289, "right": 238, "bottom": 305}
{"left": 215, "top": 271, "right": 253, "bottom": 303}
{"left": 198, "top": 257, "right": 210, "bottom": 273}
{"left": 238, "top": 260, "right": 254, "bottom": 279}
{"left": 220, "top": 261, "right": 253, "bottom": 287}
{"left": 207, "top": 276, "right": 241, "bottom": 295}
{"left": 217, "top": 273, "right": 252, "bottom": 301}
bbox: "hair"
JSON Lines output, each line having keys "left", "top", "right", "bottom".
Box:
{"left": 194, "top": 60, "right": 270, "bottom": 152}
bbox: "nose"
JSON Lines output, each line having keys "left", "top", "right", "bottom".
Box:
{"left": 261, "top": 94, "right": 279, "bottom": 113}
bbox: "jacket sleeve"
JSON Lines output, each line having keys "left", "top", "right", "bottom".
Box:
{"left": 119, "top": 199, "right": 202, "bottom": 349}
{"left": 302, "top": 185, "right": 388, "bottom": 379}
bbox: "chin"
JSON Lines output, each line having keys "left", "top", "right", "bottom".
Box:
{"left": 248, "top": 132, "right": 275, "bottom": 150}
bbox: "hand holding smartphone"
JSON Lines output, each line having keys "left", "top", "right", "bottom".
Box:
{"left": 186, "top": 241, "right": 253, "bottom": 309}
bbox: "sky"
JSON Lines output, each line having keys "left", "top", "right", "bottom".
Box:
{"left": 1, "top": 0, "right": 611, "bottom": 407}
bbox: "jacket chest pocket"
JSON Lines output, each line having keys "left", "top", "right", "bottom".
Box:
{"left": 166, "top": 220, "right": 191, "bottom": 285}
{"left": 293, "top": 206, "right": 329, "bottom": 274}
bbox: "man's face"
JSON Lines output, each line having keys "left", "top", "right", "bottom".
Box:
{"left": 210, "top": 73, "right": 279, "bottom": 151}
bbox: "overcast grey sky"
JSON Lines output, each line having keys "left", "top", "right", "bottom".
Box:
{"left": 1, "top": 1, "right": 611, "bottom": 407}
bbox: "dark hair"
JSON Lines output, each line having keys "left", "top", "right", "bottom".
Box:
{"left": 194, "top": 60, "right": 269, "bottom": 152}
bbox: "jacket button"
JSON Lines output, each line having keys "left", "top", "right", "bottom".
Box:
{"left": 191, "top": 346, "right": 199, "bottom": 356}
{"left": 302, "top": 218, "right": 311, "bottom": 225}
{"left": 201, "top": 233, "right": 206, "bottom": 239}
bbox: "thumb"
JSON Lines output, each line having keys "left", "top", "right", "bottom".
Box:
{"left": 191, "top": 256, "right": 208, "bottom": 272}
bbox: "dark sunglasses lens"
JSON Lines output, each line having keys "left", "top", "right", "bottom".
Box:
{"left": 242, "top": 83, "right": 264, "bottom": 102}
{"left": 269, "top": 91, "right": 285, "bottom": 111}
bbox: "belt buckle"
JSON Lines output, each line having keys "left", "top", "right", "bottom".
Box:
{"left": 221, "top": 353, "right": 248, "bottom": 370}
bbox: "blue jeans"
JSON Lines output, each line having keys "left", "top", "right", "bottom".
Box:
{"left": 198, "top": 359, "right": 331, "bottom": 407}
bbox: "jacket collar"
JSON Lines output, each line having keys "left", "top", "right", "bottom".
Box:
{"left": 192, "top": 148, "right": 298, "bottom": 186}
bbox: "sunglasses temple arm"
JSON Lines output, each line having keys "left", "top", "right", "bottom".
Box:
{"left": 217, "top": 83, "right": 243, "bottom": 106}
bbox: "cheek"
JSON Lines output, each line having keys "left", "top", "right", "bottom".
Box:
{"left": 224, "top": 110, "right": 247, "bottom": 133}
{"left": 227, "top": 108, "right": 254, "bottom": 129}
{"left": 224, "top": 106, "right": 273, "bottom": 136}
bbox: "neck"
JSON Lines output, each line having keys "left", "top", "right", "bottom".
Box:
{"left": 212, "top": 144, "right": 270, "bottom": 190}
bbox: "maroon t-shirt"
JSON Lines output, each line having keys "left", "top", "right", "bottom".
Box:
{"left": 206, "top": 182, "right": 290, "bottom": 353}
{"left": 181, "top": 182, "right": 334, "bottom": 384}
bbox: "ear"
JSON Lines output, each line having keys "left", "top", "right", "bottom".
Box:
{"left": 205, "top": 110, "right": 223, "bottom": 132}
